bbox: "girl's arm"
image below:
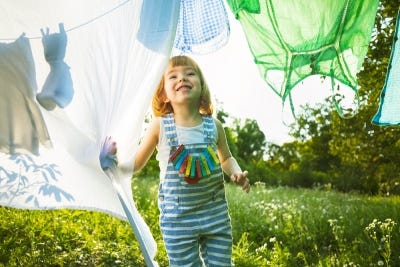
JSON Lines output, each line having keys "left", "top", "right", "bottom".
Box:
{"left": 133, "top": 117, "right": 160, "bottom": 173}
{"left": 214, "top": 118, "right": 250, "bottom": 193}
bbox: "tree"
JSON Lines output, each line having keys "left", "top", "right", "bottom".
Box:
{"left": 328, "top": 0, "right": 400, "bottom": 194}
{"left": 234, "top": 118, "right": 266, "bottom": 161}
{"left": 264, "top": 0, "right": 400, "bottom": 194}
{"left": 265, "top": 102, "right": 339, "bottom": 188}
{"left": 217, "top": 108, "right": 238, "bottom": 158}
{"left": 230, "top": 118, "right": 278, "bottom": 185}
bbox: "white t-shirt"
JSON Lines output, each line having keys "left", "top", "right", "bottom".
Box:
{"left": 156, "top": 119, "right": 218, "bottom": 181}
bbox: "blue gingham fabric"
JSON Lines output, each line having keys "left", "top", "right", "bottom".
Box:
{"left": 174, "top": 0, "right": 230, "bottom": 54}
{"left": 372, "top": 11, "right": 400, "bottom": 126}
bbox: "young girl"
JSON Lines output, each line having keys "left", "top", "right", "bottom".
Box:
{"left": 134, "top": 55, "right": 250, "bottom": 266}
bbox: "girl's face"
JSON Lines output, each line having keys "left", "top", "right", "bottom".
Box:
{"left": 163, "top": 65, "right": 202, "bottom": 107}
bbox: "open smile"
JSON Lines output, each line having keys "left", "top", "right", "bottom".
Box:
{"left": 176, "top": 85, "right": 192, "bottom": 91}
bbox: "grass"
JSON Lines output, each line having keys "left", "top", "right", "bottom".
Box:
{"left": 0, "top": 178, "right": 399, "bottom": 266}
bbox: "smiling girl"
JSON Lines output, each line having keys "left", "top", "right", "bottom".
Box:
{"left": 133, "top": 55, "right": 250, "bottom": 266}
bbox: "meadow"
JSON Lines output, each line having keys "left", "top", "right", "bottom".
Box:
{"left": 0, "top": 177, "right": 399, "bottom": 266}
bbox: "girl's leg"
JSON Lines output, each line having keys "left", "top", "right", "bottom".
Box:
{"left": 199, "top": 224, "right": 233, "bottom": 267}
{"left": 199, "top": 200, "right": 233, "bottom": 267}
{"left": 162, "top": 233, "right": 203, "bottom": 267}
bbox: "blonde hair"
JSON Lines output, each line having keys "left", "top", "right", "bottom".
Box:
{"left": 152, "top": 55, "right": 213, "bottom": 116}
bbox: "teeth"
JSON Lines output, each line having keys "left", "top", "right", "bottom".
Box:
{"left": 177, "top": 86, "right": 189, "bottom": 91}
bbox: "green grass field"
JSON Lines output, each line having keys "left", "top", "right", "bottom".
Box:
{"left": 1, "top": 178, "right": 399, "bottom": 266}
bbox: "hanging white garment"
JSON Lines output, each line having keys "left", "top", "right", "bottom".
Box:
{"left": 0, "top": 35, "right": 51, "bottom": 155}
{"left": 0, "top": 0, "right": 234, "bottom": 264}
{"left": 0, "top": 0, "right": 181, "bottom": 266}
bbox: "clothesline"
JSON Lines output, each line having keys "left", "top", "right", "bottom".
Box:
{"left": 0, "top": 0, "right": 131, "bottom": 41}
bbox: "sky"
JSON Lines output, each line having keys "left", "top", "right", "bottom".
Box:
{"left": 192, "top": 12, "right": 332, "bottom": 145}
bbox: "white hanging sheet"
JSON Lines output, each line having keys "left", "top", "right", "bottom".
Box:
{"left": 0, "top": 0, "right": 181, "bottom": 265}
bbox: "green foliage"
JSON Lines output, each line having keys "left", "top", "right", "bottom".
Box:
{"left": 225, "top": 116, "right": 277, "bottom": 186}
{"left": 330, "top": 0, "right": 400, "bottom": 195}
{"left": 217, "top": 108, "right": 239, "bottom": 167}
{"left": 263, "top": 0, "right": 400, "bottom": 195}
{"left": 228, "top": 184, "right": 400, "bottom": 266}
{"left": 0, "top": 208, "right": 143, "bottom": 266}
{"left": 365, "top": 218, "right": 397, "bottom": 267}
{"left": 2, "top": 1, "right": 400, "bottom": 266}
{"left": 135, "top": 152, "right": 159, "bottom": 177}
{"left": 1, "top": 180, "right": 399, "bottom": 266}
{"left": 234, "top": 118, "right": 266, "bottom": 161}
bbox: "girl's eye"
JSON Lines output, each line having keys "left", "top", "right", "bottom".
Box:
{"left": 168, "top": 75, "right": 177, "bottom": 80}
{"left": 187, "top": 72, "right": 196, "bottom": 76}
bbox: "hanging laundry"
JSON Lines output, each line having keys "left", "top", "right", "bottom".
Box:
{"left": 226, "top": 0, "right": 379, "bottom": 117}
{"left": 372, "top": 11, "right": 400, "bottom": 126}
{"left": 137, "top": 0, "right": 181, "bottom": 53}
{"left": 173, "top": 0, "right": 230, "bottom": 54}
{"left": 36, "top": 23, "right": 74, "bottom": 110}
{"left": 0, "top": 1, "right": 182, "bottom": 265}
{"left": 0, "top": 34, "right": 51, "bottom": 155}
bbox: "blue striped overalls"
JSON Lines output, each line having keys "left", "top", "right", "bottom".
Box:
{"left": 159, "top": 114, "right": 233, "bottom": 267}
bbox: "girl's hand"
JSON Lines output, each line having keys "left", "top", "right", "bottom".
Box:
{"left": 99, "top": 136, "right": 118, "bottom": 170}
{"left": 230, "top": 170, "right": 250, "bottom": 193}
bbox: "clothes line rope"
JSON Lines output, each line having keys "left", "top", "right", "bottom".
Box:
{"left": 0, "top": 0, "right": 131, "bottom": 41}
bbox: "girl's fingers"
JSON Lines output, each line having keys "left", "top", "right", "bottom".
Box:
{"left": 243, "top": 178, "right": 250, "bottom": 193}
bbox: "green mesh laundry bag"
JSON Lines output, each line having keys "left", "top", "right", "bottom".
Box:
{"left": 226, "top": 0, "right": 379, "bottom": 117}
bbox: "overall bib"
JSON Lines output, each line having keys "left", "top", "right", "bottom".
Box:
{"left": 158, "top": 114, "right": 233, "bottom": 267}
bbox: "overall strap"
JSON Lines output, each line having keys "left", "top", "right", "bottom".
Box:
{"left": 162, "top": 114, "right": 179, "bottom": 146}
{"left": 162, "top": 114, "right": 216, "bottom": 145}
{"left": 202, "top": 115, "right": 216, "bottom": 144}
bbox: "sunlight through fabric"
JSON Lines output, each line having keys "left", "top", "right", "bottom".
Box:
{"left": 372, "top": 11, "right": 400, "bottom": 126}
{"left": 226, "top": 0, "right": 379, "bottom": 119}
{"left": 0, "top": 0, "right": 181, "bottom": 266}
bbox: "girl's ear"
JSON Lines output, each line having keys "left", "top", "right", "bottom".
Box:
{"left": 160, "top": 90, "right": 169, "bottom": 103}
{"left": 163, "top": 94, "right": 170, "bottom": 103}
